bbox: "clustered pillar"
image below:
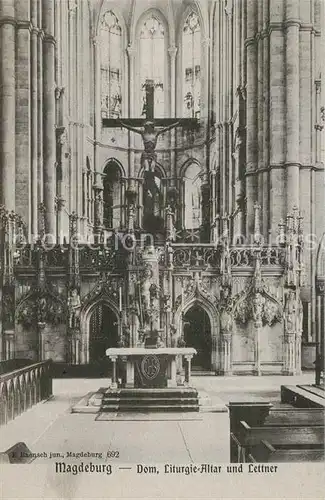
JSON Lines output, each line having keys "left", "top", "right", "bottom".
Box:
{"left": 0, "top": 0, "right": 16, "bottom": 211}
{"left": 42, "top": 0, "right": 56, "bottom": 238}
{"left": 0, "top": 1, "right": 57, "bottom": 237}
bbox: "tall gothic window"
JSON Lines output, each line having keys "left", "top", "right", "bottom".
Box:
{"left": 139, "top": 14, "right": 165, "bottom": 118}
{"left": 100, "top": 11, "right": 122, "bottom": 118}
{"left": 103, "top": 161, "right": 122, "bottom": 229}
{"left": 182, "top": 12, "right": 201, "bottom": 118}
{"left": 183, "top": 163, "right": 202, "bottom": 229}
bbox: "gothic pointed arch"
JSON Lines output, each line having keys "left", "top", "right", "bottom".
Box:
{"left": 181, "top": 159, "right": 202, "bottom": 230}
{"left": 102, "top": 159, "right": 124, "bottom": 229}
{"left": 97, "top": 7, "right": 127, "bottom": 118}
{"left": 176, "top": 3, "right": 205, "bottom": 118}
{"left": 80, "top": 277, "right": 122, "bottom": 363}
{"left": 173, "top": 285, "right": 219, "bottom": 371}
{"left": 135, "top": 9, "right": 169, "bottom": 118}
{"left": 139, "top": 159, "right": 166, "bottom": 235}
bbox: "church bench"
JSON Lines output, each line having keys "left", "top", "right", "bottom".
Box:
{"left": 281, "top": 385, "right": 325, "bottom": 408}
{"left": 227, "top": 402, "right": 325, "bottom": 462}
{"left": 247, "top": 440, "right": 325, "bottom": 463}
{"left": 263, "top": 408, "right": 325, "bottom": 426}
{"left": 235, "top": 422, "right": 325, "bottom": 462}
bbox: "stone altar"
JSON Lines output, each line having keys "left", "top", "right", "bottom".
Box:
{"left": 106, "top": 347, "right": 196, "bottom": 389}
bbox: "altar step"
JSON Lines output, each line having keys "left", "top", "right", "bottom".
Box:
{"left": 100, "top": 388, "right": 199, "bottom": 413}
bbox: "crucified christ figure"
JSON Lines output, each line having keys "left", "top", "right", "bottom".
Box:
{"left": 118, "top": 119, "right": 179, "bottom": 172}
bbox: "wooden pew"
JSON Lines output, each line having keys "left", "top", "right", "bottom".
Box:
{"left": 263, "top": 408, "right": 324, "bottom": 426}
{"left": 227, "top": 403, "right": 325, "bottom": 462}
{"left": 248, "top": 440, "right": 325, "bottom": 463}
{"left": 237, "top": 422, "right": 325, "bottom": 462}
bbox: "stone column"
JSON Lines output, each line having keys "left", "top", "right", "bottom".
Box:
{"left": 295, "top": 331, "right": 302, "bottom": 376}
{"left": 125, "top": 359, "right": 134, "bottom": 388}
{"left": 245, "top": 1, "right": 258, "bottom": 235}
{"left": 0, "top": 0, "right": 15, "bottom": 210}
{"left": 210, "top": 170, "right": 217, "bottom": 226}
{"left": 220, "top": 334, "right": 232, "bottom": 375}
{"left": 127, "top": 45, "right": 136, "bottom": 188}
{"left": 262, "top": 0, "right": 270, "bottom": 238}
{"left": 110, "top": 356, "right": 118, "bottom": 389}
{"left": 285, "top": 3, "right": 300, "bottom": 213}
{"left": 201, "top": 37, "right": 210, "bottom": 120}
{"left": 269, "top": 9, "right": 286, "bottom": 239}
{"left": 283, "top": 333, "right": 296, "bottom": 375}
{"left": 184, "top": 355, "right": 193, "bottom": 385}
{"left": 37, "top": 19, "right": 44, "bottom": 215}
{"left": 31, "top": 18, "right": 39, "bottom": 237}
{"left": 168, "top": 357, "right": 177, "bottom": 388}
{"left": 168, "top": 46, "right": 177, "bottom": 117}
{"left": 42, "top": 0, "right": 56, "bottom": 236}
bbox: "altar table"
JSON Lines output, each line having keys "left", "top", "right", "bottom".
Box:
{"left": 106, "top": 347, "right": 197, "bottom": 389}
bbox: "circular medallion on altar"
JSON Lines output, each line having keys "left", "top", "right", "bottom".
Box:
{"left": 141, "top": 354, "right": 160, "bottom": 380}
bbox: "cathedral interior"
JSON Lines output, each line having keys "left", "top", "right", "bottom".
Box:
{"left": 0, "top": 0, "right": 324, "bottom": 378}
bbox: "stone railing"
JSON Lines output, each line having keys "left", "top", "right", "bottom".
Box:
{"left": 230, "top": 246, "right": 285, "bottom": 267}
{"left": 166, "top": 244, "right": 285, "bottom": 269}
{"left": 0, "top": 360, "right": 52, "bottom": 426}
{"left": 10, "top": 243, "right": 286, "bottom": 273}
{"left": 12, "top": 244, "right": 125, "bottom": 273}
{"left": 79, "top": 246, "right": 125, "bottom": 271}
{"left": 171, "top": 244, "right": 221, "bottom": 268}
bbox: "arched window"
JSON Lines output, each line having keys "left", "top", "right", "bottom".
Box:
{"left": 99, "top": 11, "right": 122, "bottom": 118}
{"left": 183, "top": 163, "right": 202, "bottom": 229}
{"left": 182, "top": 11, "right": 201, "bottom": 118}
{"left": 139, "top": 14, "right": 165, "bottom": 118}
{"left": 103, "top": 161, "right": 122, "bottom": 229}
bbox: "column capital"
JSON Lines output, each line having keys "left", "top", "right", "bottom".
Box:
{"left": 126, "top": 44, "right": 136, "bottom": 58}
{"left": 168, "top": 45, "right": 178, "bottom": 59}
{"left": 43, "top": 34, "right": 56, "bottom": 45}
{"left": 315, "top": 79, "right": 321, "bottom": 94}
{"left": 92, "top": 35, "right": 100, "bottom": 47}
{"left": 68, "top": 0, "right": 78, "bottom": 15}
{"left": 284, "top": 332, "right": 296, "bottom": 344}
{"left": 316, "top": 278, "right": 325, "bottom": 296}
{"left": 202, "top": 37, "right": 211, "bottom": 48}
{"left": 221, "top": 333, "right": 232, "bottom": 345}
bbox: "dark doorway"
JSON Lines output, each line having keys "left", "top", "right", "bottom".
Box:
{"left": 183, "top": 304, "right": 212, "bottom": 370}
{"left": 89, "top": 304, "right": 119, "bottom": 368}
{"left": 103, "top": 161, "right": 121, "bottom": 229}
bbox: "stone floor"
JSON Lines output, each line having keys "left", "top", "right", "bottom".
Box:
{"left": 0, "top": 372, "right": 315, "bottom": 461}
{"left": 1, "top": 372, "right": 324, "bottom": 500}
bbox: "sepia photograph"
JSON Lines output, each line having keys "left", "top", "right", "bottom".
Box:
{"left": 0, "top": 0, "right": 324, "bottom": 498}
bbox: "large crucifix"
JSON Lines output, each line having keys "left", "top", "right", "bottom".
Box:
{"left": 102, "top": 79, "right": 199, "bottom": 167}
{"left": 118, "top": 80, "right": 180, "bottom": 173}
{"left": 102, "top": 79, "right": 198, "bottom": 232}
